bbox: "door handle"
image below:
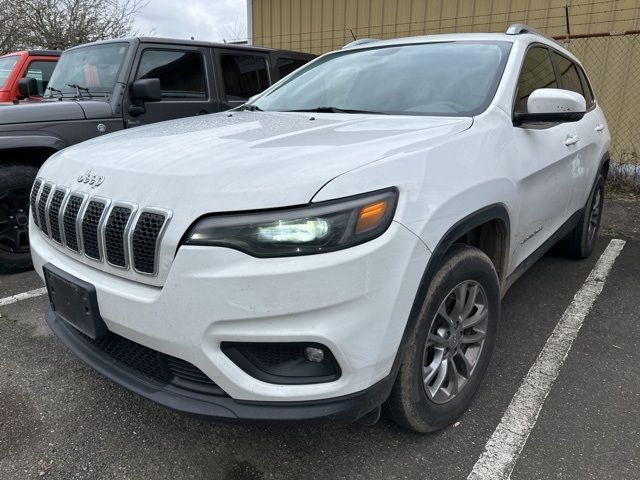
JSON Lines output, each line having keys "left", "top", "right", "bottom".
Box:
{"left": 564, "top": 134, "right": 580, "bottom": 146}
{"left": 595, "top": 124, "right": 605, "bottom": 132}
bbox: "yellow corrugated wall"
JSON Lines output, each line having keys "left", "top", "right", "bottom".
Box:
{"left": 251, "top": 0, "right": 640, "bottom": 160}
{"left": 252, "top": 0, "right": 640, "bottom": 53}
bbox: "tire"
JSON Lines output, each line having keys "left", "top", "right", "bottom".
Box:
{"left": 563, "top": 173, "right": 605, "bottom": 259}
{"left": 0, "top": 164, "right": 39, "bottom": 274}
{"left": 387, "top": 245, "right": 501, "bottom": 433}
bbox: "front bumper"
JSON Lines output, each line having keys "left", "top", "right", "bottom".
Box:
{"left": 46, "top": 306, "right": 394, "bottom": 423}
{"left": 32, "top": 220, "right": 430, "bottom": 409}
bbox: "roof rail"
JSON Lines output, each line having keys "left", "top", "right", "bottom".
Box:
{"left": 505, "top": 23, "right": 557, "bottom": 43}
{"left": 342, "top": 38, "right": 379, "bottom": 49}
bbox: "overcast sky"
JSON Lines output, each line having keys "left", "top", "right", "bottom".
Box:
{"left": 134, "top": 0, "right": 247, "bottom": 43}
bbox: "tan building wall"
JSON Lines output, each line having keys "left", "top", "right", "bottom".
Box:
{"left": 250, "top": 0, "right": 640, "bottom": 161}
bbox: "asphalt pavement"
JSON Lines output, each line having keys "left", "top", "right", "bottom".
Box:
{"left": 0, "top": 195, "right": 638, "bottom": 480}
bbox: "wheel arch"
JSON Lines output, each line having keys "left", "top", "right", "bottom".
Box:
{"left": 0, "top": 134, "right": 65, "bottom": 169}
{"left": 384, "top": 204, "right": 511, "bottom": 395}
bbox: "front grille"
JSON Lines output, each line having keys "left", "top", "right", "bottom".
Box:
{"left": 30, "top": 179, "right": 43, "bottom": 227}
{"left": 76, "top": 327, "right": 225, "bottom": 396}
{"left": 63, "top": 195, "right": 84, "bottom": 252}
{"left": 34, "top": 178, "right": 170, "bottom": 276}
{"left": 81, "top": 200, "right": 107, "bottom": 260}
{"left": 37, "top": 184, "right": 52, "bottom": 235}
{"left": 132, "top": 212, "right": 167, "bottom": 274}
{"left": 104, "top": 206, "right": 132, "bottom": 267}
{"left": 48, "top": 190, "right": 66, "bottom": 243}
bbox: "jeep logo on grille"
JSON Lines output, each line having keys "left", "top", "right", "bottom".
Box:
{"left": 77, "top": 170, "right": 105, "bottom": 188}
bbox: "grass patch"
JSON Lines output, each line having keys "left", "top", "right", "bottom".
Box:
{"left": 608, "top": 162, "right": 640, "bottom": 195}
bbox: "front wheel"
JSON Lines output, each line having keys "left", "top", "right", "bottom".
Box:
{"left": 0, "top": 164, "right": 39, "bottom": 274}
{"left": 387, "top": 245, "right": 500, "bottom": 432}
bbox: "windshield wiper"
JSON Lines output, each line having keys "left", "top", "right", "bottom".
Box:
{"left": 280, "top": 106, "right": 388, "bottom": 115}
{"left": 239, "top": 104, "right": 263, "bottom": 112}
{"left": 67, "top": 83, "right": 92, "bottom": 98}
{"left": 45, "top": 86, "right": 64, "bottom": 99}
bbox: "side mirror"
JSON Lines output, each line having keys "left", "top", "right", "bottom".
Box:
{"left": 513, "top": 88, "right": 586, "bottom": 126}
{"left": 131, "top": 78, "right": 161, "bottom": 102}
{"left": 18, "top": 77, "right": 39, "bottom": 98}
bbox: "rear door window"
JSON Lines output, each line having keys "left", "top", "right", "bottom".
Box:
{"left": 136, "top": 50, "right": 206, "bottom": 98}
{"left": 514, "top": 47, "right": 557, "bottom": 114}
{"left": 25, "top": 60, "right": 57, "bottom": 95}
{"left": 551, "top": 52, "right": 584, "bottom": 97}
{"left": 219, "top": 53, "right": 269, "bottom": 101}
{"left": 576, "top": 65, "right": 595, "bottom": 108}
{"left": 276, "top": 57, "right": 307, "bottom": 79}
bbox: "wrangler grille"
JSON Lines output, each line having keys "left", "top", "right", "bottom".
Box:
{"left": 34, "top": 178, "right": 170, "bottom": 276}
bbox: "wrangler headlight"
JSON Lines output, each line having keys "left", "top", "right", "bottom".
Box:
{"left": 184, "top": 188, "right": 398, "bottom": 257}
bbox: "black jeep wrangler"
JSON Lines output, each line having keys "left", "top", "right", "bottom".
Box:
{"left": 0, "top": 37, "right": 314, "bottom": 272}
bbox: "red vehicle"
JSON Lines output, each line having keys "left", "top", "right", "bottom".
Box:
{"left": 0, "top": 50, "right": 60, "bottom": 102}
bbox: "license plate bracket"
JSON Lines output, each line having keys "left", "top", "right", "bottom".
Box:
{"left": 43, "top": 263, "right": 107, "bottom": 340}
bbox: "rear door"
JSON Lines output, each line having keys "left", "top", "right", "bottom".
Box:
{"left": 123, "top": 44, "right": 214, "bottom": 127}
{"left": 509, "top": 45, "right": 579, "bottom": 269}
{"left": 214, "top": 49, "right": 271, "bottom": 110}
{"left": 550, "top": 51, "right": 604, "bottom": 214}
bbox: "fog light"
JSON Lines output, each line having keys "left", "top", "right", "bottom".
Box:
{"left": 304, "top": 346, "right": 325, "bottom": 363}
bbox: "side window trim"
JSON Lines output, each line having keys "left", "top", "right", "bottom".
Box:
{"left": 215, "top": 49, "right": 272, "bottom": 104}
{"left": 549, "top": 48, "right": 595, "bottom": 111}
{"left": 134, "top": 47, "right": 209, "bottom": 100}
{"left": 510, "top": 43, "right": 560, "bottom": 122}
{"left": 24, "top": 59, "right": 57, "bottom": 96}
{"left": 576, "top": 63, "right": 596, "bottom": 110}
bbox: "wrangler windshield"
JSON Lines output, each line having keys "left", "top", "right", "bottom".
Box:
{"left": 47, "top": 43, "right": 129, "bottom": 95}
{"left": 253, "top": 41, "right": 511, "bottom": 116}
{"left": 0, "top": 55, "right": 20, "bottom": 90}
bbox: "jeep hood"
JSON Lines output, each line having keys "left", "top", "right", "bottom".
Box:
{"left": 0, "top": 100, "right": 112, "bottom": 124}
{"left": 41, "top": 111, "right": 471, "bottom": 212}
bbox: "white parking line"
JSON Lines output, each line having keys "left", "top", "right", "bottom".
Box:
{"left": 467, "top": 238, "right": 626, "bottom": 480}
{"left": 0, "top": 287, "right": 48, "bottom": 307}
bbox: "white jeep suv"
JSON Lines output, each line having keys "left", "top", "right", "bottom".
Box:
{"left": 29, "top": 25, "right": 610, "bottom": 432}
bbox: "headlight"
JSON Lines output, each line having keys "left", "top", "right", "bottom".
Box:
{"left": 184, "top": 188, "right": 398, "bottom": 257}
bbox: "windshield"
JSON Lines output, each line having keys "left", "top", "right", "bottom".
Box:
{"left": 253, "top": 41, "right": 511, "bottom": 116}
{"left": 0, "top": 55, "right": 20, "bottom": 90}
{"left": 47, "top": 43, "right": 129, "bottom": 95}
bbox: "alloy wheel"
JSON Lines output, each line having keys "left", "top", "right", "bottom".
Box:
{"left": 588, "top": 186, "right": 603, "bottom": 242}
{"left": 0, "top": 187, "right": 31, "bottom": 254}
{"left": 422, "top": 280, "right": 489, "bottom": 404}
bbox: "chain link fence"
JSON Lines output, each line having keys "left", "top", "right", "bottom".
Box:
{"left": 561, "top": 32, "right": 640, "bottom": 191}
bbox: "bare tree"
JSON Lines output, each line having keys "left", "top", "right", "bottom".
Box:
{"left": 0, "top": 0, "right": 145, "bottom": 54}
{"left": 220, "top": 13, "right": 247, "bottom": 43}
{"left": 0, "top": 0, "right": 26, "bottom": 53}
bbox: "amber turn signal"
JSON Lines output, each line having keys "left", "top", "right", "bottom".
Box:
{"left": 356, "top": 200, "right": 388, "bottom": 234}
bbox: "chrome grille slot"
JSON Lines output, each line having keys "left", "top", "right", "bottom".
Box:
{"left": 104, "top": 206, "right": 133, "bottom": 268}
{"left": 132, "top": 211, "right": 167, "bottom": 275}
{"left": 81, "top": 200, "right": 107, "bottom": 260}
{"left": 48, "top": 190, "right": 66, "bottom": 244}
{"left": 30, "top": 179, "right": 43, "bottom": 227}
{"left": 37, "top": 184, "right": 52, "bottom": 235}
{"left": 63, "top": 195, "right": 84, "bottom": 252}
